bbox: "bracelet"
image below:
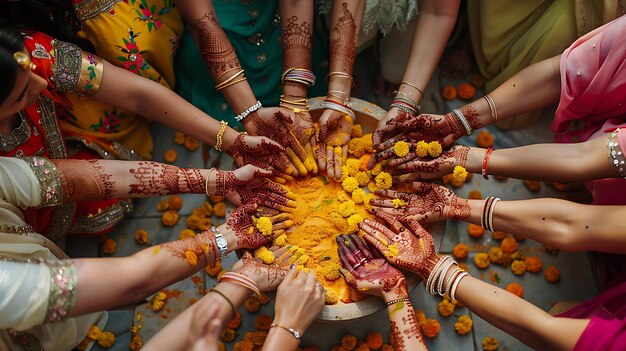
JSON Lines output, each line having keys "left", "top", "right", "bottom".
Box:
{"left": 235, "top": 101, "right": 262, "bottom": 122}
{"left": 322, "top": 99, "right": 356, "bottom": 121}
{"left": 436, "top": 258, "right": 457, "bottom": 296}
{"left": 208, "top": 288, "right": 236, "bottom": 317}
{"left": 215, "top": 69, "right": 245, "bottom": 90}
{"left": 426, "top": 256, "right": 447, "bottom": 295}
{"left": 204, "top": 168, "right": 215, "bottom": 196}
{"left": 452, "top": 109, "right": 473, "bottom": 136}
{"left": 215, "top": 67, "right": 242, "bottom": 82}
{"left": 400, "top": 81, "right": 424, "bottom": 97}
{"left": 457, "top": 146, "right": 470, "bottom": 168}
{"left": 326, "top": 71, "right": 353, "bottom": 82}
{"left": 607, "top": 129, "right": 626, "bottom": 179}
{"left": 444, "top": 265, "right": 466, "bottom": 296}
{"left": 271, "top": 323, "right": 302, "bottom": 339}
{"left": 215, "top": 120, "right": 228, "bottom": 151}
{"left": 483, "top": 95, "right": 498, "bottom": 123}
{"left": 282, "top": 67, "right": 316, "bottom": 87}
{"left": 486, "top": 197, "right": 501, "bottom": 232}
{"left": 450, "top": 272, "right": 469, "bottom": 301}
{"left": 220, "top": 272, "right": 261, "bottom": 297}
{"left": 482, "top": 147, "right": 494, "bottom": 180}
{"left": 385, "top": 297, "right": 411, "bottom": 307}
{"left": 216, "top": 77, "right": 247, "bottom": 91}
{"left": 390, "top": 100, "right": 419, "bottom": 115}
{"left": 480, "top": 197, "right": 493, "bottom": 230}
{"left": 426, "top": 255, "right": 457, "bottom": 296}
{"left": 210, "top": 225, "right": 229, "bottom": 259}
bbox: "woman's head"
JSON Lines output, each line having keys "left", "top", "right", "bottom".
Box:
{"left": 0, "top": 28, "right": 47, "bottom": 119}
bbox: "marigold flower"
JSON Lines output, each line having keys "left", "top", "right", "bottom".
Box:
{"left": 510, "top": 260, "right": 526, "bottom": 275}
{"left": 415, "top": 140, "right": 429, "bottom": 157}
{"left": 467, "top": 223, "right": 485, "bottom": 238}
{"left": 178, "top": 229, "right": 195, "bottom": 240}
{"left": 487, "top": 247, "right": 506, "bottom": 265}
{"left": 254, "top": 314, "right": 273, "bottom": 331}
{"left": 341, "top": 335, "right": 358, "bottom": 350}
{"left": 232, "top": 341, "right": 254, "bottom": 351}
{"left": 134, "top": 229, "right": 149, "bottom": 244}
{"left": 97, "top": 331, "right": 116, "bottom": 348}
{"left": 323, "top": 262, "right": 342, "bottom": 281}
{"left": 156, "top": 198, "right": 169, "bottom": 211}
{"left": 452, "top": 166, "right": 468, "bottom": 183}
{"left": 174, "top": 131, "right": 186, "bottom": 145}
{"left": 184, "top": 136, "right": 199, "bottom": 151}
{"left": 381, "top": 344, "right": 395, "bottom": 351}
{"left": 468, "top": 189, "right": 483, "bottom": 199}
{"left": 345, "top": 158, "right": 361, "bottom": 176}
{"left": 500, "top": 237, "right": 518, "bottom": 254}
{"left": 476, "top": 129, "right": 494, "bottom": 148}
{"left": 253, "top": 216, "right": 273, "bottom": 237}
{"left": 362, "top": 133, "right": 374, "bottom": 153}
{"left": 454, "top": 315, "right": 473, "bottom": 335}
{"left": 347, "top": 214, "right": 364, "bottom": 233}
{"left": 441, "top": 85, "right": 457, "bottom": 101}
{"left": 393, "top": 141, "right": 410, "bottom": 157}
{"left": 392, "top": 198, "right": 406, "bottom": 208}
{"left": 87, "top": 325, "right": 102, "bottom": 340}
{"left": 351, "top": 188, "right": 367, "bottom": 204}
{"left": 492, "top": 230, "right": 508, "bottom": 240}
{"left": 366, "top": 331, "right": 383, "bottom": 349}
{"left": 474, "top": 253, "right": 490, "bottom": 269}
{"left": 427, "top": 141, "right": 443, "bottom": 157}
{"left": 482, "top": 336, "right": 499, "bottom": 351}
{"left": 348, "top": 137, "right": 367, "bottom": 158}
{"left": 128, "top": 334, "right": 143, "bottom": 351}
{"left": 152, "top": 292, "right": 166, "bottom": 312}
{"left": 421, "top": 318, "right": 441, "bottom": 338}
{"left": 161, "top": 210, "right": 179, "bottom": 227}
{"left": 342, "top": 176, "right": 360, "bottom": 193}
{"left": 213, "top": 202, "right": 226, "bottom": 218}
{"left": 369, "top": 162, "right": 383, "bottom": 176}
{"left": 325, "top": 290, "right": 339, "bottom": 304}
{"left": 544, "top": 265, "right": 561, "bottom": 283}
{"left": 506, "top": 282, "right": 524, "bottom": 298}
{"left": 351, "top": 124, "right": 363, "bottom": 138}
{"left": 272, "top": 233, "right": 288, "bottom": 247}
{"left": 354, "top": 171, "right": 371, "bottom": 187}
{"left": 168, "top": 195, "right": 183, "bottom": 211}
{"left": 375, "top": 172, "right": 393, "bottom": 190}
{"left": 163, "top": 148, "right": 177, "bottom": 163}
{"left": 102, "top": 238, "right": 117, "bottom": 255}
{"left": 338, "top": 200, "right": 358, "bottom": 218}
{"left": 219, "top": 328, "right": 237, "bottom": 343}
{"left": 457, "top": 82, "right": 476, "bottom": 100}
{"left": 523, "top": 180, "right": 541, "bottom": 193}
{"left": 414, "top": 309, "right": 427, "bottom": 327}
{"left": 438, "top": 298, "right": 455, "bottom": 317}
{"left": 524, "top": 256, "right": 543, "bottom": 273}
{"left": 254, "top": 247, "right": 275, "bottom": 264}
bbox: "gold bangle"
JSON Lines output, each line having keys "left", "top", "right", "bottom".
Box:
{"left": 215, "top": 70, "right": 245, "bottom": 90}
{"left": 215, "top": 121, "right": 228, "bottom": 151}
{"left": 208, "top": 288, "right": 237, "bottom": 317}
{"left": 215, "top": 67, "right": 241, "bottom": 82}
{"left": 279, "top": 102, "right": 309, "bottom": 113}
{"left": 216, "top": 77, "right": 247, "bottom": 91}
{"left": 400, "top": 81, "right": 424, "bottom": 97}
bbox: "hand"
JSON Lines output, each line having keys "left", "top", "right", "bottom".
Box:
{"left": 242, "top": 108, "right": 308, "bottom": 176}
{"left": 224, "top": 201, "right": 294, "bottom": 250}
{"left": 387, "top": 145, "right": 470, "bottom": 183}
{"left": 371, "top": 107, "right": 413, "bottom": 148}
{"left": 284, "top": 109, "right": 317, "bottom": 175}
{"left": 232, "top": 248, "right": 292, "bottom": 291}
{"left": 316, "top": 108, "right": 353, "bottom": 180}
{"left": 188, "top": 294, "right": 223, "bottom": 351}
{"left": 208, "top": 164, "right": 297, "bottom": 211}
{"left": 358, "top": 212, "right": 441, "bottom": 281}
{"left": 370, "top": 182, "right": 470, "bottom": 223}
{"left": 272, "top": 267, "right": 325, "bottom": 334}
{"left": 336, "top": 234, "right": 408, "bottom": 299}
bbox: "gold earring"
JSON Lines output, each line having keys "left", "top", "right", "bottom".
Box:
{"left": 13, "top": 51, "right": 36, "bottom": 71}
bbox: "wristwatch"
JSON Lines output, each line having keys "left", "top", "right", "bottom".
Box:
{"left": 210, "top": 226, "right": 228, "bottom": 259}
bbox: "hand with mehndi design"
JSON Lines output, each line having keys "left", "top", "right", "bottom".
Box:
{"left": 207, "top": 164, "right": 297, "bottom": 211}
{"left": 370, "top": 182, "right": 471, "bottom": 223}
{"left": 358, "top": 212, "right": 442, "bottom": 281}
{"left": 232, "top": 247, "right": 293, "bottom": 292}
{"left": 336, "top": 234, "right": 409, "bottom": 299}
{"left": 283, "top": 108, "right": 318, "bottom": 175}
{"left": 371, "top": 107, "right": 414, "bottom": 149}
{"left": 386, "top": 145, "right": 470, "bottom": 183}
{"left": 242, "top": 108, "right": 309, "bottom": 177}
{"left": 316, "top": 109, "right": 353, "bottom": 180}
{"left": 224, "top": 133, "right": 287, "bottom": 173}
{"left": 223, "top": 201, "right": 294, "bottom": 250}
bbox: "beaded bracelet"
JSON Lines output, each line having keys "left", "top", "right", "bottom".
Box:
{"left": 235, "top": 101, "right": 262, "bottom": 122}
{"left": 215, "top": 120, "right": 228, "bottom": 151}
{"left": 482, "top": 147, "right": 494, "bottom": 180}
{"left": 452, "top": 109, "right": 473, "bottom": 136}
{"left": 385, "top": 297, "right": 411, "bottom": 307}
{"left": 607, "top": 129, "right": 626, "bottom": 179}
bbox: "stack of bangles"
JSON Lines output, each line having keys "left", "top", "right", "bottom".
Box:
{"left": 452, "top": 109, "right": 473, "bottom": 136}
{"left": 391, "top": 90, "right": 420, "bottom": 115}
{"left": 219, "top": 271, "right": 261, "bottom": 297}
{"left": 215, "top": 68, "right": 247, "bottom": 91}
{"left": 426, "top": 255, "right": 469, "bottom": 301}
{"left": 326, "top": 71, "right": 354, "bottom": 86}
{"left": 482, "top": 147, "right": 494, "bottom": 179}
{"left": 322, "top": 98, "right": 355, "bottom": 121}
{"left": 281, "top": 67, "right": 316, "bottom": 88}
{"left": 279, "top": 95, "right": 309, "bottom": 113}
{"left": 481, "top": 196, "right": 501, "bottom": 232}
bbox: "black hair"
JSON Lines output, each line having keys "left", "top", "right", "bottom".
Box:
{"left": 0, "top": 26, "right": 25, "bottom": 105}
{"left": 0, "top": 0, "right": 94, "bottom": 52}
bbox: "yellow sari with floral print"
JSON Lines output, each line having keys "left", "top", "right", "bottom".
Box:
{"left": 59, "top": 0, "right": 183, "bottom": 160}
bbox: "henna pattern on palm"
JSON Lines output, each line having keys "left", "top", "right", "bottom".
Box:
{"left": 194, "top": 12, "right": 241, "bottom": 78}
{"left": 233, "top": 251, "right": 290, "bottom": 292}
{"left": 242, "top": 110, "right": 307, "bottom": 164}
{"left": 288, "top": 111, "right": 315, "bottom": 148}
{"left": 226, "top": 202, "right": 272, "bottom": 249}
{"left": 330, "top": 3, "right": 357, "bottom": 74}
{"left": 54, "top": 159, "right": 114, "bottom": 202}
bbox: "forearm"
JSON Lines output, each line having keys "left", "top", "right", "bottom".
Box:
{"left": 176, "top": 0, "right": 257, "bottom": 114}
{"left": 399, "top": 0, "right": 460, "bottom": 103}
{"left": 383, "top": 294, "right": 428, "bottom": 351}
{"left": 454, "top": 274, "right": 589, "bottom": 350}
{"left": 262, "top": 326, "right": 301, "bottom": 351}
{"left": 280, "top": 0, "right": 314, "bottom": 98}
{"left": 464, "top": 135, "right": 615, "bottom": 182}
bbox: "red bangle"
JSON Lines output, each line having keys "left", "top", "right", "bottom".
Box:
{"left": 482, "top": 148, "right": 494, "bottom": 180}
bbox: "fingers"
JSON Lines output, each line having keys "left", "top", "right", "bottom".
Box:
{"left": 403, "top": 218, "right": 428, "bottom": 238}
{"left": 362, "top": 233, "right": 389, "bottom": 257}
{"left": 358, "top": 220, "right": 390, "bottom": 246}
{"left": 326, "top": 146, "right": 335, "bottom": 180}
{"left": 368, "top": 198, "right": 397, "bottom": 208}
{"left": 319, "top": 111, "right": 343, "bottom": 141}
{"left": 336, "top": 235, "right": 359, "bottom": 268}
{"left": 366, "top": 152, "right": 379, "bottom": 170}
{"left": 258, "top": 136, "right": 287, "bottom": 154}
{"left": 360, "top": 218, "right": 396, "bottom": 241}
{"left": 286, "top": 147, "right": 308, "bottom": 176}
{"left": 275, "top": 247, "right": 294, "bottom": 266}
{"left": 339, "top": 267, "right": 357, "bottom": 287}
{"left": 333, "top": 147, "right": 343, "bottom": 180}
{"left": 351, "top": 235, "right": 375, "bottom": 260}
{"left": 387, "top": 152, "right": 419, "bottom": 167}
{"left": 374, "top": 147, "right": 396, "bottom": 163}
{"left": 378, "top": 133, "right": 406, "bottom": 151}
{"left": 273, "top": 153, "right": 297, "bottom": 176}
{"left": 247, "top": 165, "right": 274, "bottom": 178}
{"left": 272, "top": 218, "right": 294, "bottom": 231}
{"left": 304, "top": 142, "right": 317, "bottom": 174}
{"left": 263, "top": 180, "right": 296, "bottom": 199}
{"left": 393, "top": 173, "right": 422, "bottom": 184}
{"left": 410, "top": 181, "right": 434, "bottom": 193}
{"left": 374, "top": 189, "right": 410, "bottom": 201}
{"left": 372, "top": 209, "right": 407, "bottom": 234}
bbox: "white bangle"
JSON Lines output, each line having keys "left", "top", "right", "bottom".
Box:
{"left": 486, "top": 197, "right": 501, "bottom": 232}
{"left": 235, "top": 101, "right": 262, "bottom": 122}
{"left": 450, "top": 272, "right": 469, "bottom": 301}
{"left": 452, "top": 109, "right": 473, "bottom": 136}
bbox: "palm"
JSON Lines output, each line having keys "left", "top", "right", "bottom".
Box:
{"left": 377, "top": 112, "right": 464, "bottom": 152}
{"left": 226, "top": 134, "right": 282, "bottom": 171}
{"left": 371, "top": 183, "right": 458, "bottom": 223}
{"left": 389, "top": 145, "right": 470, "bottom": 182}
{"left": 222, "top": 166, "right": 295, "bottom": 210}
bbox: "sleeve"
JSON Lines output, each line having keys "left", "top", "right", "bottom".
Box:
{"left": 0, "top": 156, "right": 62, "bottom": 209}
{"left": 573, "top": 316, "right": 626, "bottom": 350}
{"left": 0, "top": 259, "right": 77, "bottom": 330}
{"left": 23, "top": 32, "right": 104, "bottom": 97}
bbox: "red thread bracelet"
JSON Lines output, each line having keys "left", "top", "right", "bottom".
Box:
{"left": 482, "top": 148, "right": 494, "bottom": 180}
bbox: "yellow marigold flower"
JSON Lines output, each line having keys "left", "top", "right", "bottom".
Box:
{"left": 323, "top": 262, "right": 342, "bottom": 281}
{"left": 152, "top": 298, "right": 166, "bottom": 312}
{"left": 339, "top": 166, "right": 350, "bottom": 182}
{"left": 129, "top": 334, "right": 143, "bottom": 351}
{"left": 367, "top": 180, "right": 379, "bottom": 193}
{"left": 393, "top": 140, "right": 410, "bottom": 157}
{"left": 415, "top": 140, "right": 429, "bottom": 157}
{"left": 329, "top": 212, "right": 348, "bottom": 231}
{"left": 351, "top": 124, "right": 363, "bottom": 138}
{"left": 438, "top": 298, "right": 455, "bottom": 317}
{"left": 454, "top": 315, "right": 473, "bottom": 335}
{"left": 347, "top": 214, "right": 364, "bottom": 233}
{"left": 345, "top": 158, "right": 361, "bottom": 176}
{"left": 387, "top": 242, "right": 399, "bottom": 258}
{"left": 179, "top": 229, "right": 195, "bottom": 240}
{"left": 134, "top": 229, "right": 149, "bottom": 244}
{"left": 185, "top": 250, "right": 198, "bottom": 266}
{"left": 354, "top": 171, "right": 371, "bottom": 187}
{"left": 482, "top": 336, "right": 499, "bottom": 351}
{"left": 213, "top": 202, "right": 226, "bottom": 218}
{"left": 342, "top": 176, "right": 360, "bottom": 193}
{"left": 428, "top": 141, "right": 443, "bottom": 157}
{"left": 87, "top": 325, "right": 102, "bottom": 340}
{"left": 97, "top": 331, "right": 116, "bottom": 348}
{"left": 511, "top": 260, "right": 527, "bottom": 275}
{"left": 392, "top": 198, "right": 406, "bottom": 208}
{"left": 362, "top": 133, "right": 374, "bottom": 153}
{"left": 348, "top": 137, "right": 367, "bottom": 158}
{"left": 375, "top": 172, "right": 393, "bottom": 190}
{"left": 325, "top": 290, "right": 339, "bottom": 304}
{"left": 155, "top": 198, "right": 169, "bottom": 212}
{"left": 272, "top": 233, "right": 288, "bottom": 247}
{"left": 294, "top": 254, "right": 310, "bottom": 265}
{"left": 369, "top": 162, "right": 383, "bottom": 176}
{"left": 161, "top": 210, "right": 179, "bottom": 227}
{"left": 351, "top": 188, "right": 367, "bottom": 204}
{"left": 338, "top": 200, "right": 358, "bottom": 218}
{"left": 253, "top": 216, "right": 273, "bottom": 237}
{"left": 254, "top": 247, "right": 275, "bottom": 264}
{"left": 452, "top": 166, "right": 468, "bottom": 183}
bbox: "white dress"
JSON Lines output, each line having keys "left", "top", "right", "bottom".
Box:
{"left": 0, "top": 156, "right": 106, "bottom": 351}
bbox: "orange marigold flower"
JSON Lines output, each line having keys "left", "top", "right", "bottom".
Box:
{"left": 421, "top": 318, "right": 441, "bottom": 338}
{"left": 544, "top": 265, "right": 561, "bottom": 283}
{"left": 102, "top": 238, "right": 117, "bottom": 255}
{"left": 365, "top": 331, "right": 383, "bottom": 349}
{"left": 524, "top": 256, "right": 543, "bottom": 273}
{"left": 471, "top": 74, "right": 486, "bottom": 89}
{"left": 476, "top": 129, "right": 494, "bottom": 148}
{"left": 467, "top": 223, "right": 485, "bottom": 238}
{"left": 254, "top": 314, "right": 273, "bottom": 331}
{"left": 184, "top": 136, "right": 199, "bottom": 151}
{"left": 161, "top": 210, "right": 179, "bottom": 227}
{"left": 219, "top": 327, "right": 237, "bottom": 343}
{"left": 452, "top": 243, "right": 469, "bottom": 260}
{"left": 454, "top": 315, "right": 473, "bottom": 335}
{"left": 168, "top": 195, "right": 183, "bottom": 211}
{"left": 213, "top": 202, "right": 226, "bottom": 218}
{"left": 457, "top": 82, "right": 476, "bottom": 100}
{"left": 441, "top": 85, "right": 457, "bottom": 101}
{"left": 244, "top": 296, "right": 261, "bottom": 313}
{"left": 134, "top": 229, "right": 149, "bottom": 244}
{"left": 232, "top": 340, "right": 254, "bottom": 351}
{"left": 523, "top": 180, "right": 541, "bottom": 193}
{"left": 227, "top": 311, "right": 242, "bottom": 329}
{"left": 163, "top": 148, "right": 177, "bottom": 163}
{"left": 500, "top": 237, "right": 518, "bottom": 254}
{"left": 506, "top": 282, "right": 524, "bottom": 298}
{"left": 341, "top": 335, "right": 358, "bottom": 350}
{"left": 492, "top": 231, "right": 508, "bottom": 240}
{"left": 437, "top": 298, "right": 455, "bottom": 317}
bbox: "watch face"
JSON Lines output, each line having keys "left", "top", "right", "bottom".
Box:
{"left": 216, "top": 236, "right": 228, "bottom": 249}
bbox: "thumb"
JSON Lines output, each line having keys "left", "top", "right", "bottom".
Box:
{"left": 339, "top": 268, "right": 357, "bottom": 287}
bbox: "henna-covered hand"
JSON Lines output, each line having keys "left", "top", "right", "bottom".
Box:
{"left": 232, "top": 247, "right": 292, "bottom": 291}
{"left": 283, "top": 108, "right": 317, "bottom": 174}
{"left": 359, "top": 212, "right": 441, "bottom": 280}
{"left": 224, "top": 201, "right": 294, "bottom": 250}
{"left": 386, "top": 145, "right": 470, "bottom": 183}
{"left": 242, "top": 108, "right": 308, "bottom": 176}
{"left": 316, "top": 109, "right": 353, "bottom": 180}
{"left": 336, "top": 234, "right": 408, "bottom": 299}
{"left": 370, "top": 182, "right": 470, "bottom": 223}
{"left": 207, "top": 164, "right": 297, "bottom": 211}
{"left": 224, "top": 133, "right": 286, "bottom": 173}
{"left": 371, "top": 107, "right": 414, "bottom": 152}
